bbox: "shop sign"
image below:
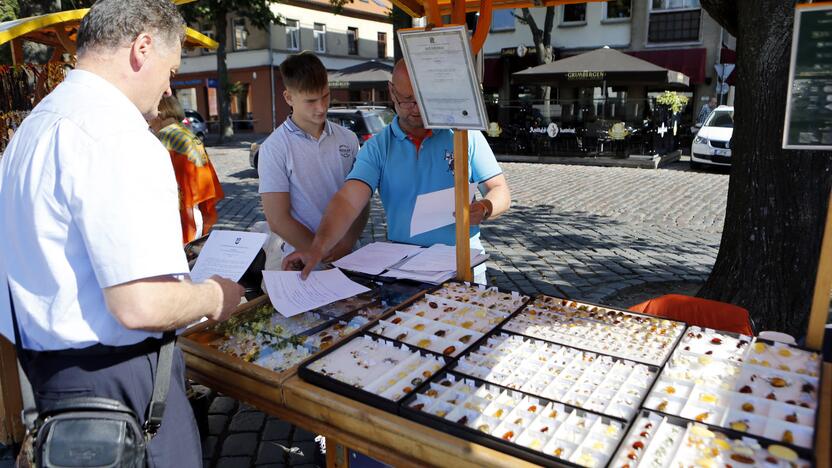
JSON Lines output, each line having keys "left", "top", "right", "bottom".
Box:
{"left": 172, "top": 78, "right": 203, "bottom": 88}
{"left": 783, "top": 3, "right": 832, "bottom": 150}
{"left": 328, "top": 80, "right": 350, "bottom": 89}
{"left": 528, "top": 123, "right": 576, "bottom": 138}
{"left": 566, "top": 71, "right": 605, "bottom": 80}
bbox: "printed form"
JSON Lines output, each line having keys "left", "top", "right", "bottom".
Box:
{"left": 262, "top": 268, "right": 370, "bottom": 317}
{"left": 189, "top": 230, "right": 268, "bottom": 283}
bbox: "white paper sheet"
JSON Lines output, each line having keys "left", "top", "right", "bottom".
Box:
{"left": 382, "top": 268, "right": 456, "bottom": 285}
{"left": 410, "top": 183, "right": 477, "bottom": 238}
{"left": 262, "top": 268, "right": 371, "bottom": 317}
{"left": 189, "top": 230, "right": 268, "bottom": 283}
{"left": 397, "top": 244, "right": 487, "bottom": 272}
{"left": 333, "top": 242, "right": 424, "bottom": 275}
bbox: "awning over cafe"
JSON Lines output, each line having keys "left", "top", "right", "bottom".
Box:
{"left": 328, "top": 60, "right": 393, "bottom": 90}
{"left": 512, "top": 47, "right": 691, "bottom": 88}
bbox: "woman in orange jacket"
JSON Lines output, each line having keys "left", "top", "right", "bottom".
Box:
{"left": 150, "top": 96, "right": 224, "bottom": 244}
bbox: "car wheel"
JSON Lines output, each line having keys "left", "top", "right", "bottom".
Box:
{"left": 197, "top": 132, "right": 206, "bottom": 140}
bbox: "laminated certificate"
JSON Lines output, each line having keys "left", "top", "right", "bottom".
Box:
{"left": 397, "top": 25, "right": 488, "bottom": 130}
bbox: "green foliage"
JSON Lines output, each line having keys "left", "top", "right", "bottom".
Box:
{"left": 0, "top": 0, "right": 19, "bottom": 22}
{"left": 656, "top": 91, "right": 689, "bottom": 114}
{"left": 180, "top": 0, "right": 279, "bottom": 31}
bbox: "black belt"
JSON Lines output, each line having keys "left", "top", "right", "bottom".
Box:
{"left": 23, "top": 336, "right": 167, "bottom": 359}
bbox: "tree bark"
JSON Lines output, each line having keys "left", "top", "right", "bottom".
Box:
{"left": 698, "top": 0, "right": 832, "bottom": 337}
{"left": 214, "top": 9, "right": 234, "bottom": 141}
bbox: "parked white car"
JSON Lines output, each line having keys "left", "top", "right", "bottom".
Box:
{"left": 691, "top": 105, "right": 733, "bottom": 169}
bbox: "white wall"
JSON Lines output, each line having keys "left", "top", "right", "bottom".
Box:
{"left": 483, "top": 3, "right": 631, "bottom": 55}
{"left": 270, "top": 3, "right": 393, "bottom": 59}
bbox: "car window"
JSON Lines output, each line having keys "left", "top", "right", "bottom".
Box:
{"left": 186, "top": 110, "right": 205, "bottom": 123}
{"left": 705, "top": 110, "right": 733, "bottom": 128}
{"left": 333, "top": 117, "right": 359, "bottom": 133}
{"left": 363, "top": 113, "right": 386, "bottom": 134}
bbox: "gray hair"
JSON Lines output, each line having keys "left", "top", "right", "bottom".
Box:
{"left": 77, "top": 0, "right": 185, "bottom": 53}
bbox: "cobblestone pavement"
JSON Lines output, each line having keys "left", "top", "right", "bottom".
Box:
{"left": 199, "top": 134, "right": 729, "bottom": 467}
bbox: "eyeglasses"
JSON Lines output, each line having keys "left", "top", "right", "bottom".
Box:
{"left": 390, "top": 84, "right": 418, "bottom": 110}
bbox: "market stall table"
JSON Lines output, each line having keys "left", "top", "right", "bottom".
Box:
{"left": 180, "top": 279, "right": 832, "bottom": 467}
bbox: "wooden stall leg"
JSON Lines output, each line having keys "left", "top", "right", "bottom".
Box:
{"left": 453, "top": 130, "right": 472, "bottom": 282}
{"left": 0, "top": 336, "right": 24, "bottom": 445}
{"left": 325, "top": 438, "right": 350, "bottom": 468}
{"left": 807, "top": 189, "right": 832, "bottom": 350}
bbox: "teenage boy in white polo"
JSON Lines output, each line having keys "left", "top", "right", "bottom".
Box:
{"left": 259, "top": 52, "right": 368, "bottom": 263}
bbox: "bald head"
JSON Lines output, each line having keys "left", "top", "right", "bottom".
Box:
{"left": 392, "top": 59, "right": 409, "bottom": 85}
{"left": 388, "top": 59, "right": 425, "bottom": 135}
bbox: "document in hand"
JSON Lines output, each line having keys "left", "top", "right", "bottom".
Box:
{"left": 262, "top": 268, "right": 371, "bottom": 317}
{"left": 410, "top": 183, "right": 478, "bottom": 238}
{"left": 332, "top": 242, "right": 424, "bottom": 275}
{"left": 189, "top": 230, "right": 268, "bottom": 283}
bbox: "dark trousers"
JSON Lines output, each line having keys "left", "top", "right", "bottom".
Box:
{"left": 21, "top": 341, "right": 201, "bottom": 468}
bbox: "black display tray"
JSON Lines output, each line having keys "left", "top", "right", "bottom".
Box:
{"left": 620, "top": 409, "right": 818, "bottom": 465}
{"left": 501, "top": 294, "right": 688, "bottom": 367}
{"left": 400, "top": 370, "right": 629, "bottom": 468}
{"left": 643, "top": 333, "right": 824, "bottom": 462}
{"left": 297, "top": 332, "right": 450, "bottom": 414}
{"left": 364, "top": 280, "right": 532, "bottom": 358}
{"left": 450, "top": 329, "right": 661, "bottom": 423}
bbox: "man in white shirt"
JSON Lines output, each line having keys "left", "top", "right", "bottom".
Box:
{"left": 0, "top": 1, "right": 243, "bottom": 465}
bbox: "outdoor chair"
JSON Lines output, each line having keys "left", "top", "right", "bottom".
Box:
{"left": 629, "top": 294, "right": 754, "bottom": 336}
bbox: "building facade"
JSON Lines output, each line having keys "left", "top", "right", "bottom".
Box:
{"left": 174, "top": 0, "right": 394, "bottom": 134}
{"left": 480, "top": 1, "right": 735, "bottom": 130}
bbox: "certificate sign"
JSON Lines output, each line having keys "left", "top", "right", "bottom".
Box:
{"left": 783, "top": 3, "right": 832, "bottom": 150}
{"left": 398, "top": 26, "right": 488, "bottom": 130}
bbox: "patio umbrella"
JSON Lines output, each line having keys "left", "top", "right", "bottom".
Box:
{"left": 328, "top": 60, "right": 393, "bottom": 90}
{"left": 512, "top": 46, "right": 690, "bottom": 88}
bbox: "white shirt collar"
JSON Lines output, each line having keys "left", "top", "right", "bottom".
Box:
{"left": 65, "top": 69, "right": 148, "bottom": 129}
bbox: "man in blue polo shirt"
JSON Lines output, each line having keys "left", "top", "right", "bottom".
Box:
{"left": 284, "top": 60, "right": 511, "bottom": 283}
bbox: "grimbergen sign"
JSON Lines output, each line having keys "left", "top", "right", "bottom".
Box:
{"left": 566, "top": 71, "right": 606, "bottom": 80}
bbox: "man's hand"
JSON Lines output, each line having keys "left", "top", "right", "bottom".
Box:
{"left": 282, "top": 246, "right": 325, "bottom": 280}
{"left": 322, "top": 238, "right": 354, "bottom": 264}
{"left": 206, "top": 276, "right": 245, "bottom": 322}
{"left": 469, "top": 199, "right": 493, "bottom": 225}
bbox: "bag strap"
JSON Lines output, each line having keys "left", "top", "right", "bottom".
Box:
{"left": 7, "top": 281, "right": 176, "bottom": 438}
{"left": 144, "top": 329, "right": 175, "bottom": 438}
{"left": 7, "top": 283, "right": 39, "bottom": 431}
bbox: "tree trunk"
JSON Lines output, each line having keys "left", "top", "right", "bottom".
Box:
{"left": 698, "top": 0, "right": 832, "bottom": 338}
{"left": 214, "top": 10, "right": 234, "bottom": 141}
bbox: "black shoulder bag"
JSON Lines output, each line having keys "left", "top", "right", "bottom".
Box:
{"left": 8, "top": 285, "right": 176, "bottom": 468}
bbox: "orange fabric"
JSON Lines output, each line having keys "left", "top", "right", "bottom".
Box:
{"left": 158, "top": 123, "right": 224, "bottom": 244}
{"left": 629, "top": 294, "right": 754, "bottom": 336}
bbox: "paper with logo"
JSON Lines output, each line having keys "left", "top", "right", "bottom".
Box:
{"left": 410, "top": 183, "right": 477, "bottom": 237}
{"left": 189, "top": 230, "right": 268, "bottom": 283}
{"left": 262, "top": 268, "right": 371, "bottom": 317}
{"left": 333, "top": 242, "right": 424, "bottom": 275}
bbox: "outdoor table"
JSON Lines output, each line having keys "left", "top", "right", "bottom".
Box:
{"left": 180, "top": 287, "right": 832, "bottom": 468}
